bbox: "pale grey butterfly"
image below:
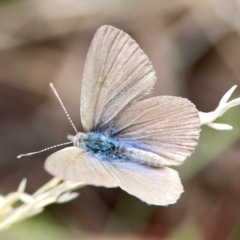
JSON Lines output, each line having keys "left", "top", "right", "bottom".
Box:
{"left": 19, "top": 25, "right": 200, "bottom": 205}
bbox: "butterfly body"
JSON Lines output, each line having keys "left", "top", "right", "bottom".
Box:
{"left": 68, "top": 132, "right": 128, "bottom": 160}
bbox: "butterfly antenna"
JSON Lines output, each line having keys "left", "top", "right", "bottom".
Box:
{"left": 49, "top": 83, "right": 78, "bottom": 134}
{"left": 17, "top": 142, "right": 72, "bottom": 158}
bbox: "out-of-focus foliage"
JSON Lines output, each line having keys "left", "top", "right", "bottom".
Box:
{"left": 0, "top": 0, "right": 240, "bottom": 239}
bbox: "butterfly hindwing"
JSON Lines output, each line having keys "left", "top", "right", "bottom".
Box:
{"left": 45, "top": 147, "right": 184, "bottom": 205}
{"left": 103, "top": 159, "right": 183, "bottom": 205}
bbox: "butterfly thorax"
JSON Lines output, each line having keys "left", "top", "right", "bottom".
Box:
{"left": 68, "top": 132, "right": 127, "bottom": 160}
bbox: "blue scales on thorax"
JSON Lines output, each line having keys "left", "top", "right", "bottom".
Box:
{"left": 68, "top": 132, "right": 128, "bottom": 160}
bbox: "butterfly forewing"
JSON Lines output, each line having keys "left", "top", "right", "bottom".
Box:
{"left": 81, "top": 25, "right": 157, "bottom": 132}
{"left": 113, "top": 96, "right": 200, "bottom": 166}
{"left": 45, "top": 147, "right": 118, "bottom": 187}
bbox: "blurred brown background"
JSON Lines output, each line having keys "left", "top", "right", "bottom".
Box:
{"left": 0, "top": 0, "right": 240, "bottom": 239}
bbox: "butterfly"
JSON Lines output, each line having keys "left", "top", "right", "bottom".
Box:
{"left": 44, "top": 25, "right": 200, "bottom": 206}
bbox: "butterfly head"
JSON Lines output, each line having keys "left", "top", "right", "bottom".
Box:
{"left": 67, "top": 132, "right": 85, "bottom": 148}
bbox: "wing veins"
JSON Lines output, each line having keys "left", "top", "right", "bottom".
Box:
{"left": 93, "top": 28, "right": 121, "bottom": 127}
